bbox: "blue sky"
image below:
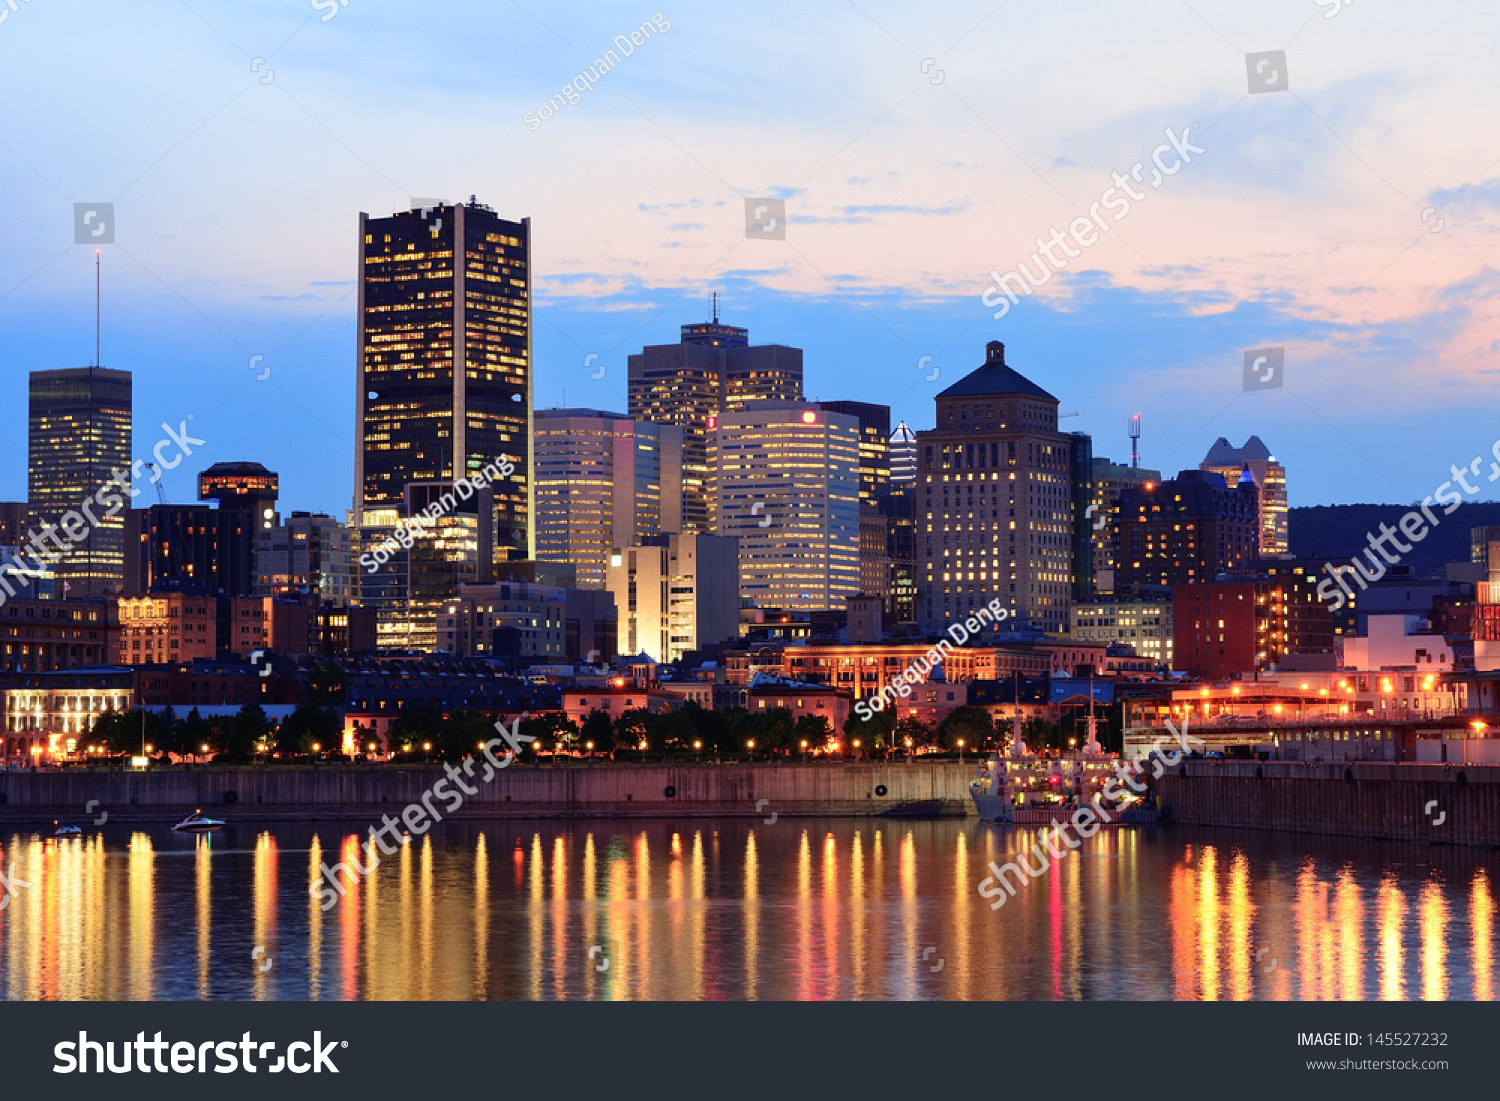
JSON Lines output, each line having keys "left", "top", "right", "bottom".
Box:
{"left": 1, "top": 0, "right": 1497, "bottom": 515}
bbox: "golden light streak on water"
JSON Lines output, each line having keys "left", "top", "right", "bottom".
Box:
{"left": 1197, "top": 846, "right": 1220, "bottom": 1000}
{"left": 126, "top": 832, "right": 153, "bottom": 1001}
{"left": 528, "top": 833, "right": 543, "bottom": 1001}
{"left": 850, "top": 830, "right": 866, "bottom": 997}
{"left": 1333, "top": 865, "right": 1363, "bottom": 1001}
{"left": 252, "top": 832, "right": 277, "bottom": 1001}
{"left": 1170, "top": 851, "right": 1196, "bottom": 1000}
{"left": 473, "top": 832, "right": 488, "bottom": 999}
{"left": 1420, "top": 877, "right": 1450, "bottom": 1002}
{"left": 1472, "top": 869, "right": 1493, "bottom": 1001}
{"left": 338, "top": 834, "right": 360, "bottom": 1001}
{"left": 1377, "top": 874, "right": 1405, "bottom": 1001}
{"left": 195, "top": 834, "right": 212, "bottom": 999}
{"left": 1226, "top": 849, "right": 1253, "bottom": 1001}
{"left": 419, "top": 834, "right": 435, "bottom": 1000}
{"left": 822, "top": 831, "right": 838, "bottom": 1000}
{"left": 795, "top": 828, "right": 811, "bottom": 1001}
{"left": 899, "top": 828, "right": 918, "bottom": 1001}
{"left": 743, "top": 829, "right": 759, "bottom": 1001}
{"left": 307, "top": 834, "right": 322, "bottom": 1001}
{"left": 690, "top": 830, "right": 705, "bottom": 1002}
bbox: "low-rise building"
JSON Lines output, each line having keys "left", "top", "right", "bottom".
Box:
{"left": 1069, "top": 597, "right": 1172, "bottom": 666}
{"left": 3, "top": 667, "right": 133, "bottom": 760}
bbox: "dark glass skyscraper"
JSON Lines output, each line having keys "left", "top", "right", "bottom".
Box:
{"left": 28, "top": 366, "right": 132, "bottom": 597}
{"left": 355, "top": 199, "right": 532, "bottom": 560}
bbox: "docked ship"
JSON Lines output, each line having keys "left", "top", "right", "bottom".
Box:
{"left": 968, "top": 706, "right": 1158, "bottom": 825}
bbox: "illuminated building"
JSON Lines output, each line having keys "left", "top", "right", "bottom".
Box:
{"left": 1089, "top": 457, "right": 1160, "bottom": 594}
{"left": 385, "top": 481, "right": 491, "bottom": 653}
{"left": 1172, "top": 574, "right": 1332, "bottom": 678}
{"left": 822, "top": 401, "right": 891, "bottom": 506}
{"left": 858, "top": 509, "right": 890, "bottom": 602}
{"left": 628, "top": 311, "right": 803, "bottom": 533}
{"left": 605, "top": 533, "right": 739, "bottom": 662}
{"left": 881, "top": 484, "right": 918, "bottom": 623}
{"left": 534, "top": 409, "right": 682, "bottom": 588}
{"left": 713, "top": 402, "right": 859, "bottom": 611}
{"left": 4, "top": 668, "right": 134, "bottom": 761}
{"left": 888, "top": 421, "right": 917, "bottom": 485}
{"left": 0, "top": 599, "right": 117, "bottom": 672}
{"left": 917, "top": 341, "right": 1073, "bottom": 633}
{"left": 1116, "top": 469, "right": 1258, "bottom": 593}
{"left": 28, "top": 366, "right": 132, "bottom": 597}
{"left": 1200, "top": 436, "right": 1288, "bottom": 556}
{"left": 253, "top": 511, "right": 353, "bottom": 604}
{"left": 355, "top": 199, "right": 531, "bottom": 564}
{"left": 0, "top": 502, "right": 27, "bottom": 548}
{"left": 437, "top": 580, "right": 567, "bottom": 662}
{"left": 115, "top": 592, "right": 273, "bottom": 665}
{"left": 1069, "top": 598, "right": 1173, "bottom": 667}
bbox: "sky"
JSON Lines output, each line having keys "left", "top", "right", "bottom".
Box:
{"left": 0, "top": 0, "right": 1497, "bottom": 516}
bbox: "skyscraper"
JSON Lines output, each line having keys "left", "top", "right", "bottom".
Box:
{"left": 1089, "top": 456, "right": 1160, "bottom": 594}
{"left": 605, "top": 533, "right": 739, "bottom": 662}
{"left": 628, "top": 312, "right": 803, "bottom": 533}
{"left": 534, "top": 409, "right": 683, "bottom": 588}
{"left": 1200, "top": 436, "right": 1288, "bottom": 556}
{"left": 713, "top": 402, "right": 859, "bottom": 610}
{"left": 822, "top": 401, "right": 891, "bottom": 507}
{"left": 199, "top": 461, "right": 279, "bottom": 596}
{"left": 889, "top": 421, "right": 917, "bottom": 484}
{"left": 1115, "top": 469, "right": 1259, "bottom": 591}
{"left": 28, "top": 367, "right": 132, "bottom": 597}
{"left": 355, "top": 199, "right": 531, "bottom": 562}
{"left": 916, "top": 342, "right": 1073, "bottom": 633}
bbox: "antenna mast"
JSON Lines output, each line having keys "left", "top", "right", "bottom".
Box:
{"left": 95, "top": 249, "right": 101, "bottom": 367}
{"left": 712, "top": 291, "right": 719, "bottom": 324}
{"left": 1128, "top": 413, "right": 1141, "bottom": 470}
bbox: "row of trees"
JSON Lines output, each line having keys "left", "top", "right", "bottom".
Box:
{"left": 85, "top": 699, "right": 1120, "bottom": 764}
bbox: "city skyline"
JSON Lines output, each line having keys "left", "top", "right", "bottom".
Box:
{"left": 0, "top": 1, "right": 1496, "bottom": 516}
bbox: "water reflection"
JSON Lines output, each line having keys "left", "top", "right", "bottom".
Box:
{"left": 0, "top": 821, "right": 1493, "bottom": 1001}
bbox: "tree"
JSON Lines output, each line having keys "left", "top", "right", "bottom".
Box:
{"left": 612, "top": 708, "right": 653, "bottom": 752}
{"left": 743, "top": 707, "right": 795, "bottom": 755}
{"left": 275, "top": 703, "right": 339, "bottom": 756}
{"left": 893, "top": 715, "right": 932, "bottom": 753}
{"left": 179, "top": 708, "right": 211, "bottom": 760}
{"left": 793, "top": 713, "right": 832, "bottom": 749}
{"left": 226, "top": 704, "right": 271, "bottom": 760}
{"left": 436, "top": 709, "right": 494, "bottom": 762}
{"left": 386, "top": 703, "right": 444, "bottom": 757}
{"left": 306, "top": 662, "right": 347, "bottom": 706}
{"left": 580, "top": 710, "right": 613, "bottom": 757}
{"left": 844, "top": 706, "right": 895, "bottom": 756}
{"left": 521, "top": 712, "right": 580, "bottom": 754}
{"left": 652, "top": 707, "right": 696, "bottom": 753}
{"left": 1022, "top": 715, "right": 1062, "bottom": 752}
{"left": 937, "top": 706, "right": 994, "bottom": 752}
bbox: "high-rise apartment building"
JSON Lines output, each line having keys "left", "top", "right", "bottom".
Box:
{"left": 1089, "top": 457, "right": 1160, "bottom": 594}
{"left": 1115, "top": 469, "right": 1259, "bottom": 592}
{"left": 605, "top": 533, "right": 739, "bottom": 662}
{"left": 355, "top": 199, "right": 531, "bottom": 562}
{"left": 822, "top": 401, "right": 891, "bottom": 507}
{"left": 713, "top": 402, "right": 859, "bottom": 611}
{"left": 881, "top": 485, "right": 918, "bottom": 623}
{"left": 917, "top": 342, "right": 1074, "bottom": 633}
{"left": 533, "top": 409, "right": 682, "bottom": 588}
{"left": 1172, "top": 573, "right": 1332, "bottom": 678}
{"left": 628, "top": 313, "right": 803, "bottom": 533}
{"left": 1200, "top": 436, "right": 1287, "bottom": 557}
{"left": 254, "top": 511, "right": 353, "bottom": 604}
{"left": 28, "top": 367, "right": 132, "bottom": 597}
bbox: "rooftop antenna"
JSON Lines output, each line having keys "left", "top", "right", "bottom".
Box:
{"left": 1128, "top": 413, "right": 1141, "bottom": 469}
{"left": 712, "top": 291, "right": 719, "bottom": 324}
{"left": 95, "top": 249, "right": 101, "bottom": 367}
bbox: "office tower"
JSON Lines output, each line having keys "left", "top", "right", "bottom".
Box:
{"left": 822, "top": 401, "right": 891, "bottom": 507}
{"left": 0, "top": 503, "right": 27, "bottom": 548}
{"left": 124, "top": 504, "right": 217, "bottom": 594}
{"left": 628, "top": 311, "right": 803, "bottom": 533}
{"left": 1115, "top": 469, "right": 1259, "bottom": 592}
{"left": 1089, "top": 457, "right": 1161, "bottom": 593}
{"left": 881, "top": 484, "right": 918, "bottom": 623}
{"left": 355, "top": 199, "right": 531, "bottom": 564}
{"left": 916, "top": 342, "right": 1074, "bottom": 633}
{"left": 199, "top": 462, "right": 279, "bottom": 596}
{"left": 605, "top": 533, "right": 739, "bottom": 662}
{"left": 1069, "top": 597, "right": 1173, "bottom": 667}
{"left": 858, "top": 510, "right": 891, "bottom": 603}
{"left": 398, "top": 480, "right": 492, "bottom": 653}
{"left": 28, "top": 366, "right": 132, "bottom": 597}
{"left": 254, "top": 511, "right": 353, "bottom": 604}
{"left": 713, "top": 402, "right": 859, "bottom": 611}
{"left": 533, "top": 409, "right": 683, "bottom": 588}
{"left": 1200, "top": 436, "right": 1287, "bottom": 556}
{"left": 1068, "top": 432, "right": 1094, "bottom": 601}
{"left": 889, "top": 421, "right": 917, "bottom": 484}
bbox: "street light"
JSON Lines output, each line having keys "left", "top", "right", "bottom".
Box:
{"left": 800, "top": 739, "right": 808, "bottom": 761}
{"left": 958, "top": 738, "right": 965, "bottom": 760}
{"left": 694, "top": 739, "right": 702, "bottom": 762}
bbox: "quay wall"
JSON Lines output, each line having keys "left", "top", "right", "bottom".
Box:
{"left": 0, "top": 762, "right": 979, "bottom": 823}
{"left": 1157, "top": 760, "right": 1500, "bottom": 847}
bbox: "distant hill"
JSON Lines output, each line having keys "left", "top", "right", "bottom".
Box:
{"left": 1288, "top": 502, "right": 1500, "bottom": 576}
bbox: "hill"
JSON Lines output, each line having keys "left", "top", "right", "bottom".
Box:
{"left": 1288, "top": 502, "right": 1500, "bottom": 576}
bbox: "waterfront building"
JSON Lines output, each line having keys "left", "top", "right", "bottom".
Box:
{"left": 0, "top": 599, "right": 117, "bottom": 672}
{"left": 1115, "top": 469, "right": 1258, "bottom": 593}
{"left": 1341, "top": 613, "right": 1455, "bottom": 671}
{"left": 28, "top": 366, "right": 132, "bottom": 597}
{"left": 355, "top": 199, "right": 531, "bottom": 563}
{"left": 1171, "top": 573, "right": 1333, "bottom": 679}
{"left": 916, "top": 341, "right": 1074, "bottom": 633}
{"left": 533, "top": 408, "right": 683, "bottom": 589}
{"left": 605, "top": 533, "right": 739, "bottom": 662}
{"left": 1088, "top": 457, "right": 1160, "bottom": 594}
{"left": 628, "top": 313, "right": 803, "bottom": 533}
{"left": 3, "top": 666, "right": 133, "bottom": 761}
{"left": 1069, "top": 597, "right": 1173, "bottom": 667}
{"left": 1200, "top": 436, "right": 1288, "bottom": 557}
{"left": 713, "top": 402, "right": 859, "bottom": 611}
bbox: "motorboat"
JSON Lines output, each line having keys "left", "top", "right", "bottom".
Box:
{"left": 171, "top": 809, "right": 225, "bottom": 832}
{"left": 53, "top": 821, "right": 82, "bottom": 837}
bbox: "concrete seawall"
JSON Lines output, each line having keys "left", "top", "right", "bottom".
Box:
{"left": 1158, "top": 760, "right": 1500, "bottom": 847}
{"left": 0, "top": 762, "right": 980, "bottom": 823}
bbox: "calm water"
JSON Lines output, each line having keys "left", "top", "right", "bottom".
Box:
{"left": 0, "top": 819, "right": 1494, "bottom": 1001}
